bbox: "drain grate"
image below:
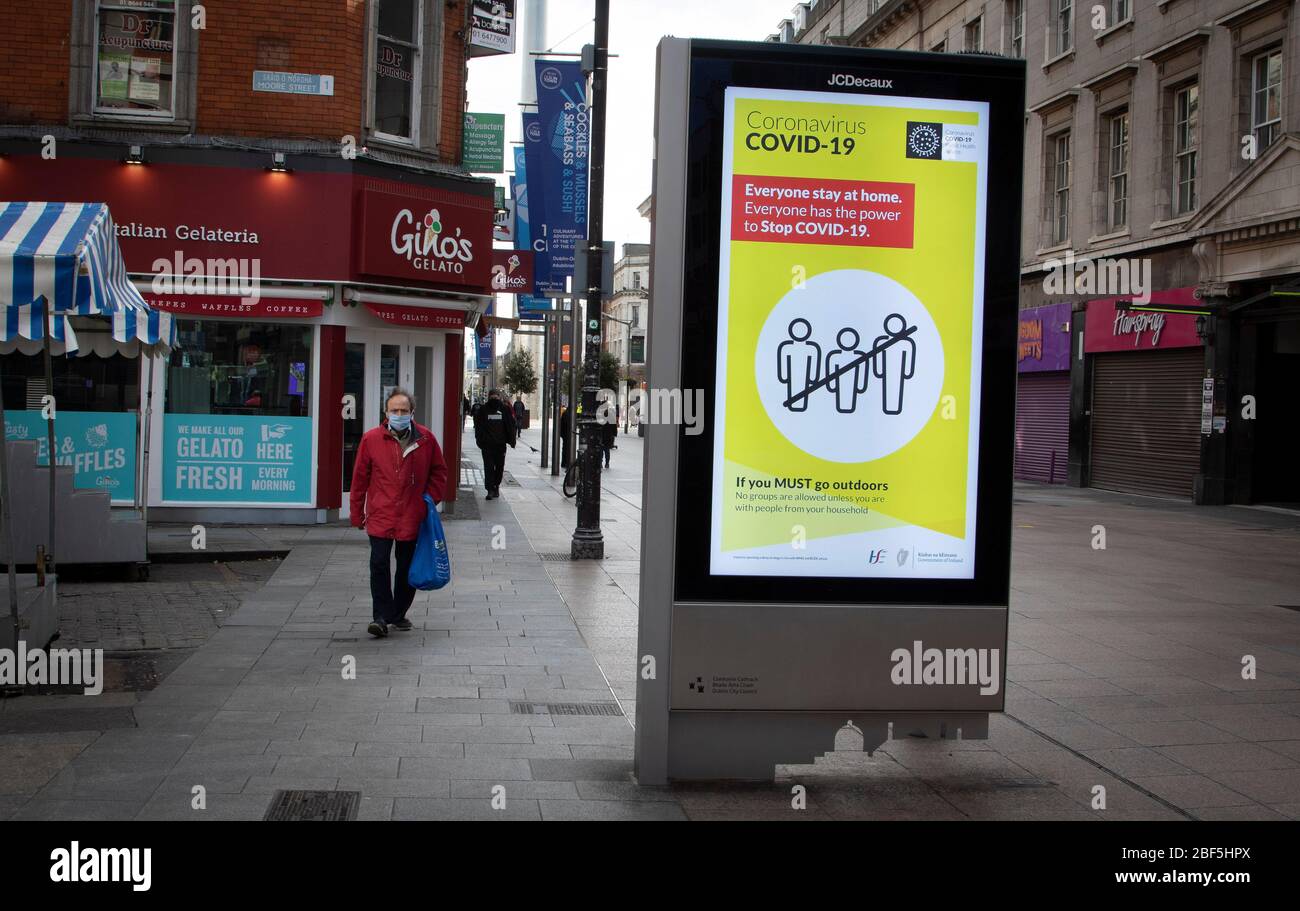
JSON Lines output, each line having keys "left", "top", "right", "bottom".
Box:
{"left": 536, "top": 553, "right": 573, "bottom": 562}
{"left": 264, "top": 789, "right": 361, "bottom": 821}
{"left": 510, "top": 700, "right": 623, "bottom": 716}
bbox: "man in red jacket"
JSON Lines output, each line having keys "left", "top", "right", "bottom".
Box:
{"left": 350, "top": 388, "right": 448, "bottom": 638}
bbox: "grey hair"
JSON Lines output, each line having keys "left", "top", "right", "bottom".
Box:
{"left": 385, "top": 387, "right": 415, "bottom": 412}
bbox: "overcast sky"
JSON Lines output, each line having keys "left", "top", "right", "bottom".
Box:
{"left": 467, "top": 0, "right": 801, "bottom": 256}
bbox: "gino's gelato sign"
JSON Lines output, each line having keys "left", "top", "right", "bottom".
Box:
{"left": 357, "top": 188, "right": 492, "bottom": 291}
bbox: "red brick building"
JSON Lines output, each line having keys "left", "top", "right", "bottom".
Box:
{"left": 0, "top": 0, "right": 501, "bottom": 523}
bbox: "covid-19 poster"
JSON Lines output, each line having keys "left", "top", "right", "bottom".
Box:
{"left": 710, "top": 87, "right": 989, "bottom": 580}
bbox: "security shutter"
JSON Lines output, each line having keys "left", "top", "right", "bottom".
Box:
{"left": 1089, "top": 348, "right": 1203, "bottom": 498}
{"left": 1014, "top": 372, "right": 1070, "bottom": 483}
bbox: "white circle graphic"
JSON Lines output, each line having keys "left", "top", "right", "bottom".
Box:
{"left": 754, "top": 268, "right": 944, "bottom": 463}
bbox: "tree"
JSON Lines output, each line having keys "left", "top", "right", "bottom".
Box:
{"left": 501, "top": 347, "right": 538, "bottom": 397}
{"left": 598, "top": 350, "right": 620, "bottom": 392}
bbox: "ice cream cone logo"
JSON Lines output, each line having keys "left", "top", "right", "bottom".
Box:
{"left": 422, "top": 209, "right": 442, "bottom": 248}
{"left": 507, "top": 254, "right": 520, "bottom": 274}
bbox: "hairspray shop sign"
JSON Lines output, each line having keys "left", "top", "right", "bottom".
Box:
{"left": 357, "top": 188, "right": 494, "bottom": 292}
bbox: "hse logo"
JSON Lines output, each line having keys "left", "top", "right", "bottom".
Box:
{"left": 867, "top": 549, "right": 888, "bottom": 565}
{"left": 890, "top": 641, "right": 1001, "bottom": 695}
{"left": 50, "top": 842, "right": 151, "bottom": 891}
{"left": 906, "top": 122, "right": 942, "bottom": 159}
{"left": 827, "top": 73, "right": 894, "bottom": 88}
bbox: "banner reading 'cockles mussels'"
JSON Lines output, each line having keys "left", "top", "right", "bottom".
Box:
{"left": 710, "top": 87, "right": 989, "bottom": 580}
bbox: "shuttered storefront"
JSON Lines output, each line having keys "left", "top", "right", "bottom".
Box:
{"left": 1014, "top": 372, "right": 1070, "bottom": 483}
{"left": 1089, "top": 348, "right": 1203, "bottom": 498}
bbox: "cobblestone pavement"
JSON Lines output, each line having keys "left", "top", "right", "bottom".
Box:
{"left": 55, "top": 560, "right": 282, "bottom": 651}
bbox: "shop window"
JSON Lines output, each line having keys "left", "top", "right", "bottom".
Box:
{"left": 1048, "top": 130, "right": 1071, "bottom": 244}
{"left": 1106, "top": 110, "right": 1129, "bottom": 231}
{"left": 1007, "top": 0, "right": 1024, "bottom": 57}
{"left": 165, "top": 321, "right": 312, "bottom": 418}
{"left": 1251, "top": 48, "right": 1283, "bottom": 153}
{"left": 71, "top": 1, "right": 198, "bottom": 127}
{"left": 366, "top": 0, "right": 444, "bottom": 154}
{"left": 1, "top": 351, "right": 139, "bottom": 413}
{"left": 1172, "top": 83, "right": 1199, "bottom": 216}
{"left": 1052, "top": 0, "right": 1073, "bottom": 57}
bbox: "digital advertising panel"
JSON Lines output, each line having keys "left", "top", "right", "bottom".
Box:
{"left": 635, "top": 38, "right": 1025, "bottom": 782}
{"left": 710, "top": 87, "right": 990, "bottom": 581}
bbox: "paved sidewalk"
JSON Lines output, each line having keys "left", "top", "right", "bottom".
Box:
{"left": 5, "top": 426, "right": 1299, "bottom": 821}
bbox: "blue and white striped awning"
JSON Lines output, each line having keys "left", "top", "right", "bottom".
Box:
{"left": 1, "top": 201, "right": 173, "bottom": 350}
{"left": 0, "top": 201, "right": 147, "bottom": 316}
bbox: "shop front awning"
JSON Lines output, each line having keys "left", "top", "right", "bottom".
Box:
{"left": 0, "top": 201, "right": 174, "bottom": 351}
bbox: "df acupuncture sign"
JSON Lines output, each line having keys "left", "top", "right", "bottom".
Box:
{"left": 635, "top": 39, "right": 1025, "bottom": 784}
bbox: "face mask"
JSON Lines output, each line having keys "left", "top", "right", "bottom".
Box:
{"left": 387, "top": 412, "right": 412, "bottom": 431}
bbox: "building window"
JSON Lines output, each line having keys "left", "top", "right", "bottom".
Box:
{"left": 964, "top": 16, "right": 983, "bottom": 53}
{"left": 1110, "top": 0, "right": 1130, "bottom": 26}
{"left": 932, "top": 38, "right": 947, "bottom": 53}
{"left": 1252, "top": 49, "right": 1283, "bottom": 152}
{"left": 1050, "top": 131, "right": 1071, "bottom": 244}
{"left": 631, "top": 304, "right": 640, "bottom": 328}
{"left": 1106, "top": 110, "right": 1129, "bottom": 230}
{"left": 632, "top": 271, "right": 641, "bottom": 290}
{"left": 94, "top": 1, "right": 177, "bottom": 117}
{"left": 374, "top": 0, "right": 422, "bottom": 143}
{"left": 1054, "top": 0, "right": 1072, "bottom": 56}
{"left": 166, "top": 321, "right": 313, "bottom": 418}
{"left": 1007, "top": 0, "right": 1024, "bottom": 57}
{"left": 1173, "top": 84, "right": 1199, "bottom": 215}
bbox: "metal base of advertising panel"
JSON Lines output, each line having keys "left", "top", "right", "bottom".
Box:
{"left": 635, "top": 38, "right": 1024, "bottom": 784}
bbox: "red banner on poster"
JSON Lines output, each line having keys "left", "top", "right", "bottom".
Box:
{"left": 730, "top": 174, "right": 915, "bottom": 248}
{"left": 363, "top": 302, "right": 467, "bottom": 329}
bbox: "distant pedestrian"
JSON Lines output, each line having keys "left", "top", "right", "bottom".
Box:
{"left": 600, "top": 403, "right": 617, "bottom": 468}
{"left": 513, "top": 394, "right": 526, "bottom": 430}
{"left": 474, "top": 388, "right": 517, "bottom": 500}
{"left": 350, "top": 388, "right": 447, "bottom": 639}
{"left": 558, "top": 404, "right": 572, "bottom": 469}
{"left": 462, "top": 394, "right": 471, "bottom": 429}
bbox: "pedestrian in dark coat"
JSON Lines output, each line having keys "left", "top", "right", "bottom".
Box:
{"left": 473, "top": 388, "right": 517, "bottom": 500}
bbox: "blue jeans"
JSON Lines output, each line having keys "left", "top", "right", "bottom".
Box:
{"left": 369, "top": 535, "right": 417, "bottom": 623}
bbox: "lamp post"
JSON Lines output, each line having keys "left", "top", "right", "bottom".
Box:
{"left": 571, "top": 0, "right": 609, "bottom": 560}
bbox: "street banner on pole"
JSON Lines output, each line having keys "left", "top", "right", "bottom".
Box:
{"left": 521, "top": 112, "right": 556, "bottom": 293}
{"left": 513, "top": 142, "right": 551, "bottom": 320}
{"left": 532, "top": 60, "right": 590, "bottom": 294}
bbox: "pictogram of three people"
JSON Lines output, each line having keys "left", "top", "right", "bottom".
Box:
{"left": 777, "top": 315, "right": 917, "bottom": 415}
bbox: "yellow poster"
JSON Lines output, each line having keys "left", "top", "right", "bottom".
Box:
{"left": 710, "top": 87, "right": 989, "bottom": 579}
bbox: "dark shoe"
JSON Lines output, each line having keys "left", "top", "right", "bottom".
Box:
{"left": 367, "top": 621, "right": 388, "bottom": 638}
{"left": 391, "top": 618, "right": 413, "bottom": 631}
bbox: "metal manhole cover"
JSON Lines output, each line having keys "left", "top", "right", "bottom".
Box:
{"left": 265, "top": 789, "right": 361, "bottom": 821}
{"left": 510, "top": 701, "right": 623, "bottom": 716}
{"left": 537, "top": 553, "right": 573, "bottom": 562}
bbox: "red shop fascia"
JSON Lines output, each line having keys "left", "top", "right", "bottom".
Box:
{"left": 0, "top": 143, "right": 495, "bottom": 515}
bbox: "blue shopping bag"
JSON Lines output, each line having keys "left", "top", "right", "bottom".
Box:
{"left": 408, "top": 494, "right": 451, "bottom": 591}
